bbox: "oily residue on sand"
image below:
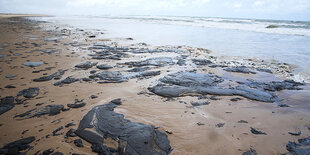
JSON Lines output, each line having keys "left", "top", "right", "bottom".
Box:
{"left": 0, "top": 16, "right": 310, "bottom": 155}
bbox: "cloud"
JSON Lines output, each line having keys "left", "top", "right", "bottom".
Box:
{"left": 0, "top": 0, "right": 309, "bottom": 20}
{"left": 232, "top": 2, "right": 243, "bottom": 8}
{"left": 66, "top": 0, "right": 143, "bottom": 7}
{"left": 254, "top": 1, "right": 265, "bottom": 6}
{"left": 65, "top": 0, "right": 210, "bottom": 9}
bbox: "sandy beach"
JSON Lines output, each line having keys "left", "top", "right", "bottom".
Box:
{"left": 0, "top": 15, "right": 310, "bottom": 155}
{"left": 0, "top": 14, "right": 48, "bottom": 19}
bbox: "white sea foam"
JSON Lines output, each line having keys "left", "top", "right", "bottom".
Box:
{"left": 101, "top": 15, "right": 310, "bottom": 36}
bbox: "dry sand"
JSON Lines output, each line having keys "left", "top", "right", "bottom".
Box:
{"left": 0, "top": 16, "right": 310, "bottom": 155}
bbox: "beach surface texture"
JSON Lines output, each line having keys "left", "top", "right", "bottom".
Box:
{"left": 0, "top": 15, "right": 310, "bottom": 155}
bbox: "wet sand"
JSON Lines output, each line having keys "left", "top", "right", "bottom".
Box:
{"left": 0, "top": 16, "right": 310, "bottom": 155}
{"left": 0, "top": 14, "right": 48, "bottom": 19}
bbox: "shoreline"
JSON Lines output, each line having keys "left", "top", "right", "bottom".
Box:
{"left": 0, "top": 13, "right": 50, "bottom": 19}
{"left": 40, "top": 15, "right": 310, "bottom": 83}
{"left": 0, "top": 16, "right": 310, "bottom": 154}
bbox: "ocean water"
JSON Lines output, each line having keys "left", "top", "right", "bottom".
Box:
{"left": 37, "top": 15, "right": 310, "bottom": 81}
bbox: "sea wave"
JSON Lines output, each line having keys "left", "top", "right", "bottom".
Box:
{"left": 93, "top": 15, "right": 310, "bottom": 36}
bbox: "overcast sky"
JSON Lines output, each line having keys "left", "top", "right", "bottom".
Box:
{"left": 1, "top": 0, "right": 310, "bottom": 21}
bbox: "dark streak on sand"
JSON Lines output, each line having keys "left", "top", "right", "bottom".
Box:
{"left": 0, "top": 15, "right": 310, "bottom": 155}
{"left": 75, "top": 99, "right": 172, "bottom": 154}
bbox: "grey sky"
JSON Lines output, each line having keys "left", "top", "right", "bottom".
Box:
{"left": 1, "top": 0, "right": 310, "bottom": 21}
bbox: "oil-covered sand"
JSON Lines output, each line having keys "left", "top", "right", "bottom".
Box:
{"left": 0, "top": 16, "right": 310, "bottom": 155}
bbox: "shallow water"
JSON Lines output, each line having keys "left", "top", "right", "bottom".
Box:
{"left": 35, "top": 15, "right": 310, "bottom": 82}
